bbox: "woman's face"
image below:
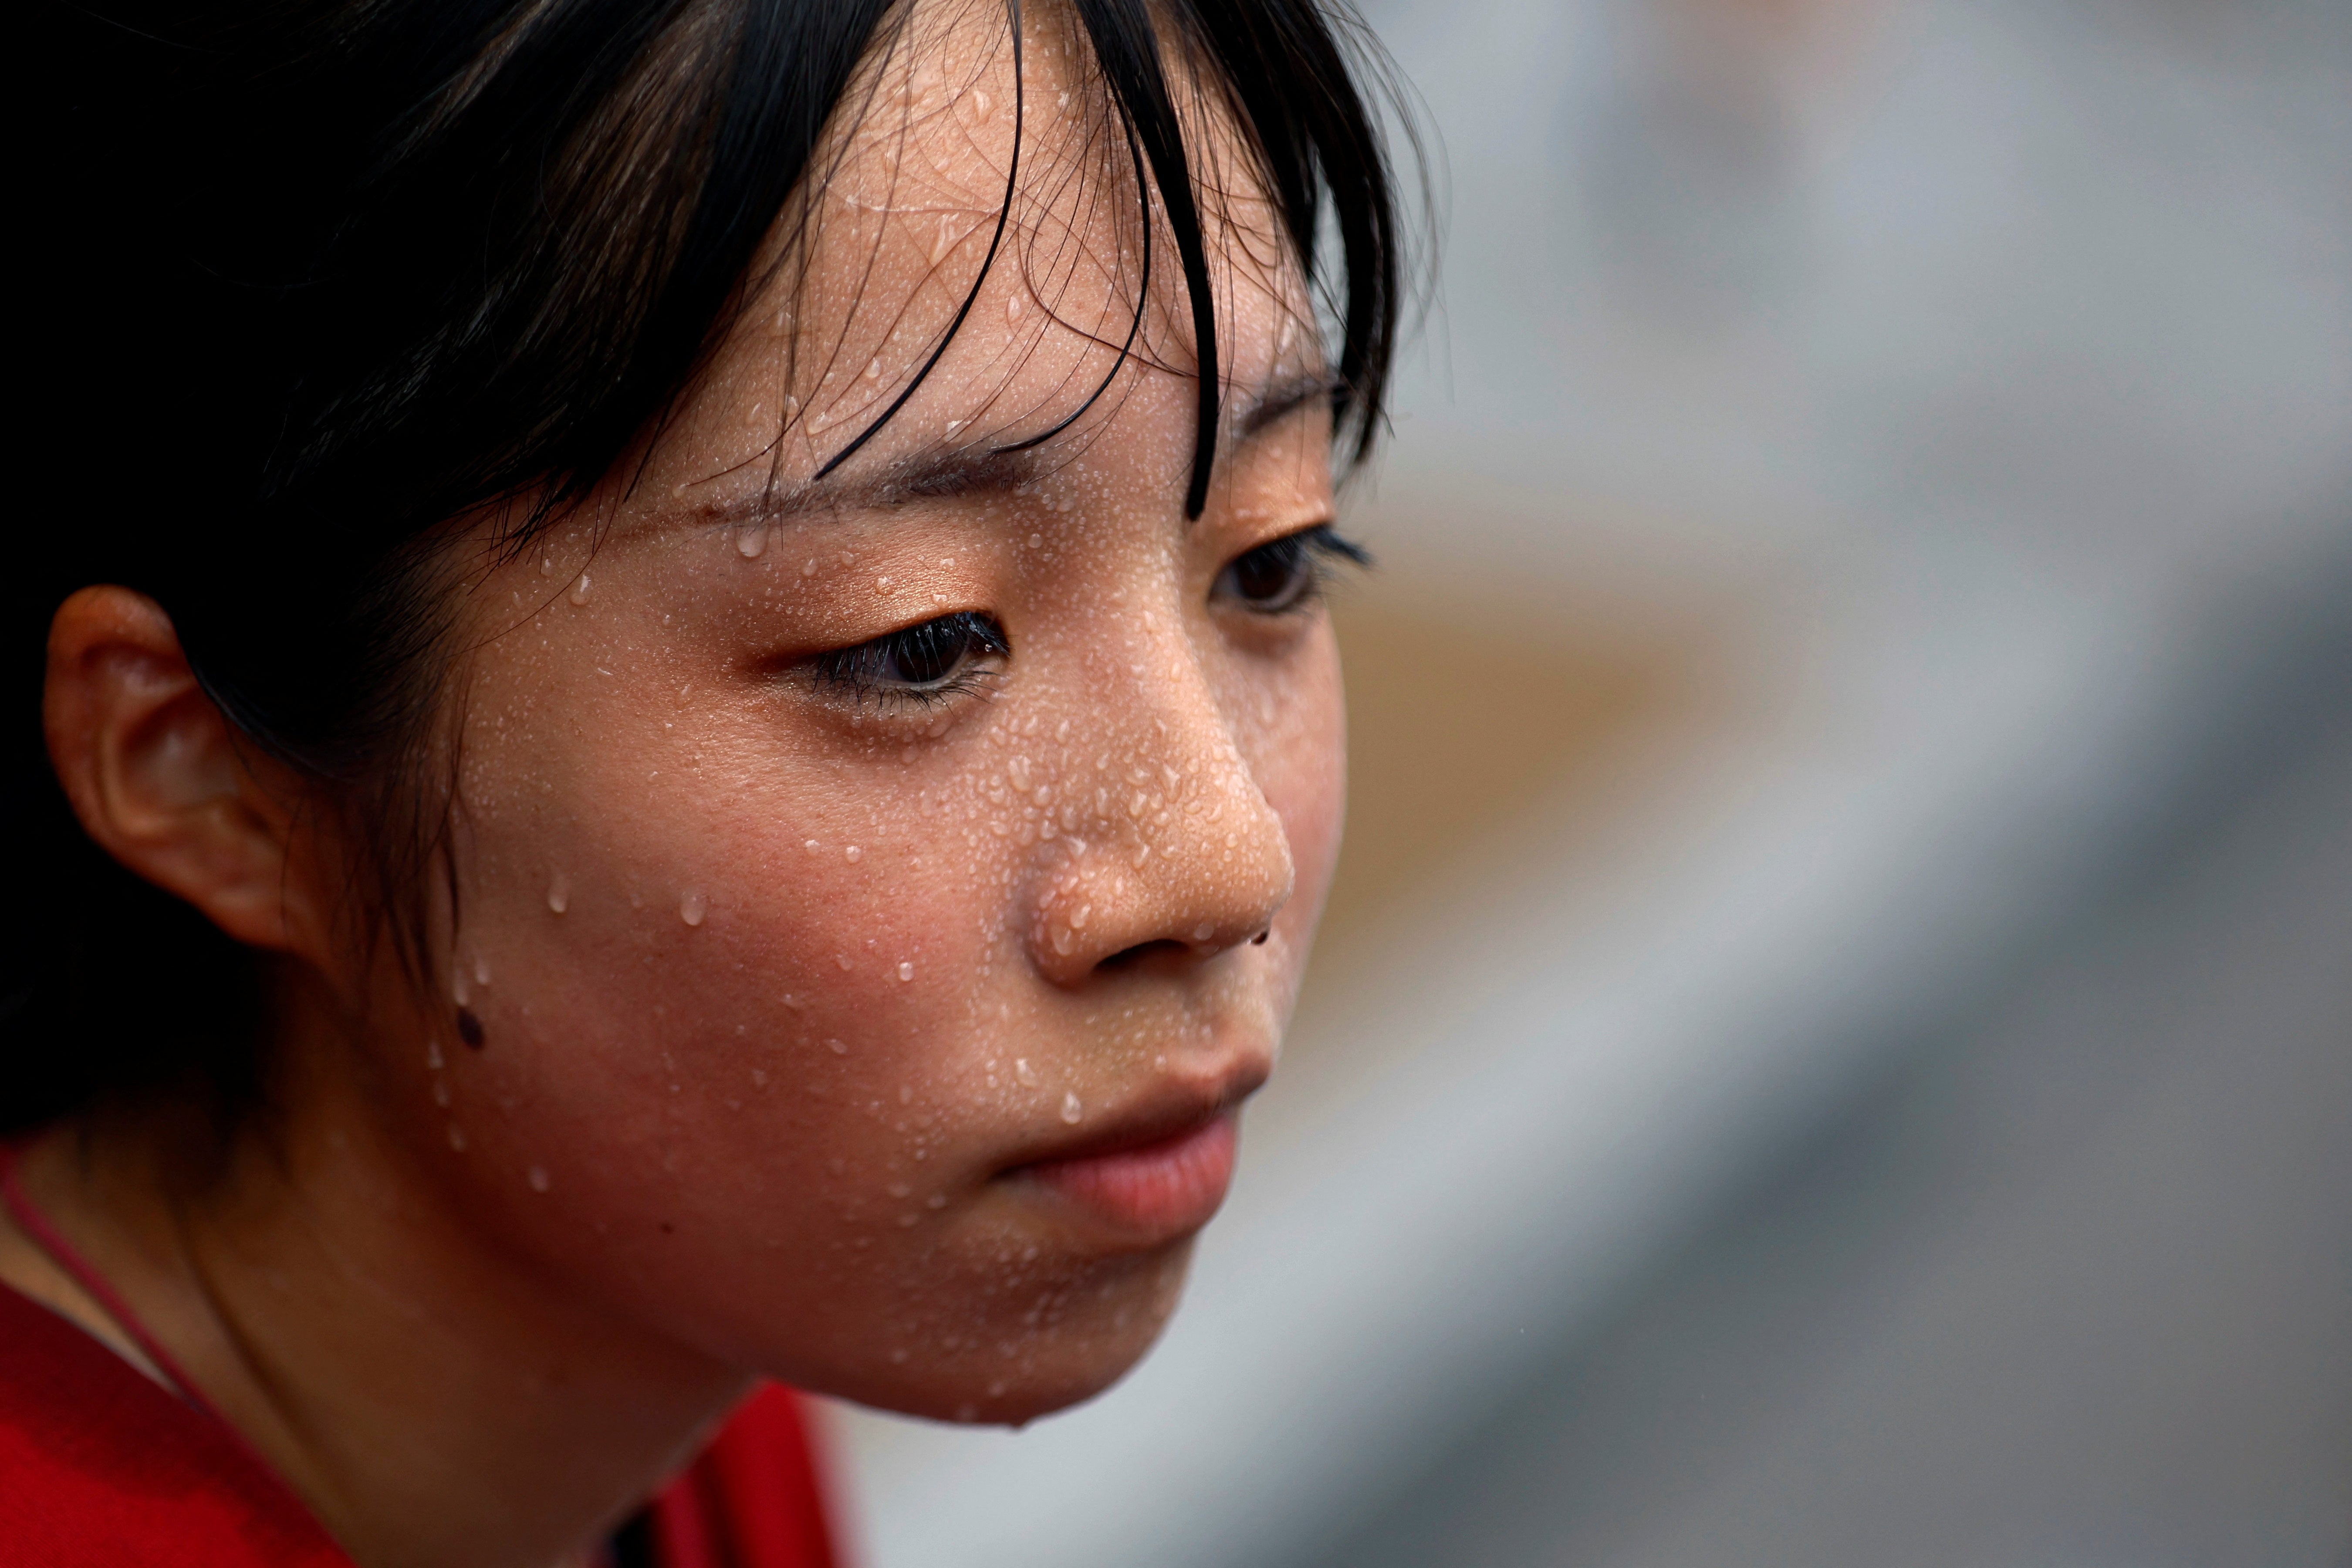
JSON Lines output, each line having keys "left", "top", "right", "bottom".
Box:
{"left": 349, "top": 14, "right": 1345, "bottom": 1423}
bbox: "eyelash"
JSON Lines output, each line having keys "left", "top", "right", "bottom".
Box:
{"left": 796, "top": 527, "right": 1358, "bottom": 712}
{"left": 1214, "top": 524, "right": 1371, "bottom": 615}
{"left": 804, "top": 611, "right": 1010, "bottom": 713}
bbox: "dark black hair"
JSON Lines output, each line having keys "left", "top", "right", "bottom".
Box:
{"left": 8, "top": 0, "right": 1407, "bottom": 1135}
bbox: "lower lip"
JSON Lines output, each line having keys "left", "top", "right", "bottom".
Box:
{"left": 1016, "top": 1115, "right": 1239, "bottom": 1238}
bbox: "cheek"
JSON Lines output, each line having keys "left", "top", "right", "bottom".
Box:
{"left": 450, "top": 699, "right": 1004, "bottom": 1136}
{"left": 408, "top": 711, "right": 1042, "bottom": 1355}
{"left": 406, "top": 708, "right": 1208, "bottom": 1407}
{"left": 1256, "top": 623, "right": 1347, "bottom": 879}
{"left": 1219, "top": 622, "right": 1347, "bottom": 987}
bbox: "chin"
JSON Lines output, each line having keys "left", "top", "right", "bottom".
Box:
{"left": 817, "top": 1239, "right": 1195, "bottom": 1427}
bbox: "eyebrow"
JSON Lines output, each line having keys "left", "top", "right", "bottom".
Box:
{"left": 684, "top": 368, "right": 1339, "bottom": 527}
{"left": 1232, "top": 369, "right": 1342, "bottom": 441}
{"left": 691, "top": 446, "right": 1047, "bottom": 527}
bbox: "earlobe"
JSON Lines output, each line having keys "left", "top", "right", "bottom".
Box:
{"left": 44, "top": 585, "right": 311, "bottom": 955}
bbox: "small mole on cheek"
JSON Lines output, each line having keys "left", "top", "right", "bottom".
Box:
{"left": 456, "top": 1008, "right": 487, "bottom": 1049}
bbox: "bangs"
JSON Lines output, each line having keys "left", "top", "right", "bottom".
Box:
{"left": 784, "top": 0, "right": 1409, "bottom": 520}
{"left": 430, "top": 0, "right": 1410, "bottom": 527}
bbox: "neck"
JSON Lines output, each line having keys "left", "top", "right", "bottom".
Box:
{"left": 0, "top": 1034, "right": 749, "bottom": 1568}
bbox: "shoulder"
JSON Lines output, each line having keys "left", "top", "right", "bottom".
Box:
{"left": 0, "top": 1282, "right": 351, "bottom": 1568}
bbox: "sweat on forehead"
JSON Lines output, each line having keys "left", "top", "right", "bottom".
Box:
{"left": 653, "top": 0, "right": 1315, "bottom": 520}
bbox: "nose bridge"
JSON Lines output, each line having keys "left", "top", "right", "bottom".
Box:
{"left": 1025, "top": 616, "right": 1294, "bottom": 982}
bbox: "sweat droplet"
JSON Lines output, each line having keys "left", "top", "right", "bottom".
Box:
{"left": 426, "top": 1040, "right": 444, "bottom": 1071}
{"left": 897, "top": 961, "right": 914, "bottom": 982}
{"left": 679, "top": 889, "right": 708, "bottom": 926}
{"left": 1014, "top": 1058, "right": 1040, "bottom": 1087}
{"left": 547, "top": 878, "right": 569, "bottom": 914}
{"left": 827, "top": 1038, "right": 849, "bottom": 1055}
{"left": 1193, "top": 923, "right": 1214, "bottom": 942}
{"left": 473, "top": 956, "right": 492, "bottom": 987}
{"left": 527, "top": 1166, "right": 551, "bottom": 1193}
{"left": 568, "top": 573, "right": 592, "bottom": 606}
{"left": 737, "top": 527, "right": 767, "bottom": 559}
{"left": 446, "top": 1124, "right": 468, "bottom": 1152}
{"left": 845, "top": 845, "right": 863, "bottom": 863}
{"left": 1060, "top": 1092, "right": 1083, "bottom": 1125}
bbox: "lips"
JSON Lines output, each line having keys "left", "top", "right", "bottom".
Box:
{"left": 1010, "top": 1112, "right": 1240, "bottom": 1241}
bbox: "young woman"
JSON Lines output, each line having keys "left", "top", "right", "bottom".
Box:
{"left": 3, "top": 0, "right": 1402, "bottom": 1563}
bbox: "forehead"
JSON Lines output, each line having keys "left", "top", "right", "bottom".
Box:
{"left": 647, "top": 0, "right": 1309, "bottom": 503}
{"left": 808, "top": 0, "right": 1297, "bottom": 347}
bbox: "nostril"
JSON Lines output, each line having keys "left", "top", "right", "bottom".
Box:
{"left": 1100, "top": 938, "right": 1190, "bottom": 970}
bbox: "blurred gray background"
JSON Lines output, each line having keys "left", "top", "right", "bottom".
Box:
{"left": 826, "top": 0, "right": 2352, "bottom": 1562}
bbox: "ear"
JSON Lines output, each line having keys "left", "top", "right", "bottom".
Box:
{"left": 44, "top": 585, "right": 318, "bottom": 956}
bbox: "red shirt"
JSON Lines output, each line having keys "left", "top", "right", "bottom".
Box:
{"left": 0, "top": 1282, "right": 840, "bottom": 1568}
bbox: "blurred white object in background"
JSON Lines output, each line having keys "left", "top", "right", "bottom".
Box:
{"left": 825, "top": 0, "right": 2352, "bottom": 1562}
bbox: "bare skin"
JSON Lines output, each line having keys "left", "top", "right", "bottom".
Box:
{"left": 3, "top": 8, "right": 1349, "bottom": 1568}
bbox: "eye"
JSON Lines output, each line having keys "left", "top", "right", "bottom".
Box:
{"left": 808, "top": 611, "right": 1010, "bottom": 708}
{"left": 1213, "top": 525, "right": 1368, "bottom": 615}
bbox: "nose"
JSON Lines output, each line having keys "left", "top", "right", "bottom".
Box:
{"left": 1024, "top": 645, "right": 1294, "bottom": 989}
